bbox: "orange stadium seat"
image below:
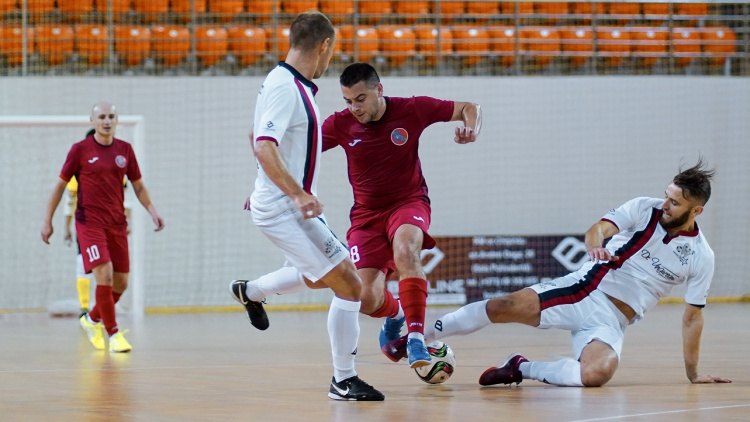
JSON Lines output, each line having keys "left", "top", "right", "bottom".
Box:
{"left": 393, "top": 1, "right": 429, "bottom": 23}
{"left": 281, "top": 1, "right": 318, "bottom": 15}
{"left": 700, "top": 26, "right": 736, "bottom": 68}
{"left": 359, "top": 1, "right": 392, "bottom": 23}
{"left": 413, "top": 24, "right": 452, "bottom": 66}
{"left": 499, "top": 1, "right": 531, "bottom": 17}
{"left": 607, "top": 2, "right": 640, "bottom": 23}
{"left": 642, "top": 3, "right": 669, "bottom": 19}
{"left": 133, "top": 0, "right": 169, "bottom": 22}
{"left": 671, "top": 26, "right": 701, "bottom": 68}
{"left": 0, "top": 26, "right": 34, "bottom": 67}
{"left": 451, "top": 25, "right": 489, "bottom": 66}
{"left": 339, "top": 24, "right": 379, "bottom": 62}
{"left": 74, "top": 24, "right": 108, "bottom": 65}
{"left": 266, "top": 25, "right": 291, "bottom": 60}
{"left": 35, "top": 24, "right": 75, "bottom": 65}
{"left": 319, "top": 0, "right": 352, "bottom": 23}
{"left": 377, "top": 25, "right": 415, "bottom": 67}
{"left": 0, "top": 0, "right": 17, "bottom": 15}
{"left": 629, "top": 27, "right": 668, "bottom": 69}
{"left": 570, "top": 1, "right": 604, "bottom": 20}
{"left": 534, "top": 2, "right": 569, "bottom": 24}
{"left": 675, "top": 3, "right": 709, "bottom": 26}
{"left": 151, "top": 25, "right": 190, "bottom": 66}
{"left": 57, "top": 0, "right": 95, "bottom": 21}
{"left": 595, "top": 26, "right": 630, "bottom": 68}
{"left": 487, "top": 25, "right": 517, "bottom": 67}
{"left": 195, "top": 26, "right": 228, "bottom": 66}
{"left": 227, "top": 25, "right": 266, "bottom": 66}
{"left": 469, "top": 1, "right": 500, "bottom": 15}
{"left": 520, "top": 26, "right": 560, "bottom": 69}
{"left": 245, "top": 0, "right": 273, "bottom": 22}
{"left": 171, "top": 0, "right": 208, "bottom": 14}
{"left": 558, "top": 26, "right": 593, "bottom": 68}
{"left": 114, "top": 25, "right": 151, "bottom": 66}
{"left": 94, "top": 0, "right": 132, "bottom": 15}
{"left": 209, "top": 0, "right": 244, "bottom": 22}
{"left": 26, "top": 0, "right": 55, "bottom": 22}
{"left": 433, "top": 1, "right": 464, "bottom": 15}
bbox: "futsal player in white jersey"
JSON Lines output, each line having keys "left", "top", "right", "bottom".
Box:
{"left": 229, "top": 11, "right": 383, "bottom": 401}
{"left": 383, "top": 159, "right": 731, "bottom": 387}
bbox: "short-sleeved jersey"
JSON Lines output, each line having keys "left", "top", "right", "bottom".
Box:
{"left": 573, "top": 197, "right": 714, "bottom": 322}
{"left": 251, "top": 62, "right": 322, "bottom": 218}
{"left": 322, "top": 96, "right": 454, "bottom": 209}
{"left": 60, "top": 135, "right": 141, "bottom": 227}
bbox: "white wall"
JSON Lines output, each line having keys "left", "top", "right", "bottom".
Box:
{"left": 1, "top": 76, "right": 748, "bottom": 310}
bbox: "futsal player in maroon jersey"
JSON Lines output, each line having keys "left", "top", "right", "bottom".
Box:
{"left": 42, "top": 102, "right": 164, "bottom": 353}
{"left": 322, "top": 62, "right": 482, "bottom": 367}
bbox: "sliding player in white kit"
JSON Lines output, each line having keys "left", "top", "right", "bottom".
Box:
{"left": 229, "top": 11, "right": 383, "bottom": 401}
{"left": 383, "top": 159, "right": 731, "bottom": 387}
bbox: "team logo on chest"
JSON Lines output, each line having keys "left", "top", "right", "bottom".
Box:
{"left": 391, "top": 128, "right": 408, "bottom": 146}
{"left": 674, "top": 243, "right": 694, "bottom": 265}
{"left": 115, "top": 155, "right": 127, "bottom": 168}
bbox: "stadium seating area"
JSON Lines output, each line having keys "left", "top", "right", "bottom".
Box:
{"left": 0, "top": 1, "right": 745, "bottom": 75}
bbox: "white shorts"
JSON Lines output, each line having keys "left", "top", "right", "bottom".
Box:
{"left": 251, "top": 205, "right": 349, "bottom": 283}
{"left": 530, "top": 274, "right": 629, "bottom": 360}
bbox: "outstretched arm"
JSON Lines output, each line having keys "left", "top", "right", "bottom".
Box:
{"left": 131, "top": 179, "right": 165, "bottom": 231}
{"left": 41, "top": 178, "right": 68, "bottom": 244}
{"left": 585, "top": 220, "right": 620, "bottom": 262}
{"left": 682, "top": 304, "right": 731, "bottom": 384}
{"left": 450, "top": 101, "right": 481, "bottom": 144}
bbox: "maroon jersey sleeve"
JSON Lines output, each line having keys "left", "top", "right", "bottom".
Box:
{"left": 413, "top": 96, "right": 454, "bottom": 128}
{"left": 322, "top": 114, "right": 339, "bottom": 152}
{"left": 125, "top": 143, "right": 142, "bottom": 182}
{"left": 59, "top": 142, "right": 82, "bottom": 181}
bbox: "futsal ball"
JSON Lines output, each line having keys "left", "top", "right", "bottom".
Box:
{"left": 414, "top": 341, "right": 456, "bottom": 384}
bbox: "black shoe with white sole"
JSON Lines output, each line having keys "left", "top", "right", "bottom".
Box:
{"left": 328, "top": 376, "right": 385, "bottom": 401}
{"left": 230, "top": 280, "right": 269, "bottom": 331}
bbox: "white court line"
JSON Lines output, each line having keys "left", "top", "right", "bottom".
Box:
{"left": 570, "top": 404, "right": 750, "bottom": 422}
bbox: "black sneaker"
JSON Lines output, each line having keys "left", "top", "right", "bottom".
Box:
{"left": 229, "top": 280, "right": 269, "bottom": 331}
{"left": 328, "top": 376, "right": 385, "bottom": 401}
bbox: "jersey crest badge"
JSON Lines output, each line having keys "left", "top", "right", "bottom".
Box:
{"left": 391, "top": 128, "right": 408, "bottom": 146}
{"left": 115, "top": 155, "right": 127, "bottom": 168}
{"left": 675, "top": 243, "right": 694, "bottom": 265}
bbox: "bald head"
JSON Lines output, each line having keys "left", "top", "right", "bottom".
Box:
{"left": 90, "top": 102, "right": 118, "bottom": 142}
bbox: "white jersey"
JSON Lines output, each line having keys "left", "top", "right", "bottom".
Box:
{"left": 542, "top": 197, "right": 714, "bottom": 324}
{"left": 251, "top": 62, "right": 322, "bottom": 219}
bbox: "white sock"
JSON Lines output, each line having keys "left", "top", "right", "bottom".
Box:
{"left": 328, "top": 296, "right": 360, "bottom": 383}
{"left": 527, "top": 358, "right": 584, "bottom": 386}
{"left": 407, "top": 332, "right": 425, "bottom": 342}
{"left": 244, "top": 267, "right": 304, "bottom": 301}
{"left": 394, "top": 302, "right": 404, "bottom": 320}
{"left": 424, "top": 299, "right": 492, "bottom": 343}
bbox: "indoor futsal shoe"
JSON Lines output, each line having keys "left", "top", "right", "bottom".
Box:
{"left": 407, "top": 337, "right": 431, "bottom": 368}
{"left": 230, "top": 280, "right": 269, "bottom": 331}
{"left": 381, "top": 335, "right": 408, "bottom": 362}
{"left": 328, "top": 376, "right": 385, "bottom": 401}
{"left": 79, "top": 313, "right": 105, "bottom": 350}
{"left": 478, "top": 353, "right": 528, "bottom": 386}
{"left": 378, "top": 316, "right": 405, "bottom": 349}
{"left": 109, "top": 330, "right": 132, "bottom": 353}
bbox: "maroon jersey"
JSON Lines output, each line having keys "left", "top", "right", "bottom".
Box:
{"left": 322, "top": 96, "right": 454, "bottom": 209}
{"left": 60, "top": 135, "right": 141, "bottom": 227}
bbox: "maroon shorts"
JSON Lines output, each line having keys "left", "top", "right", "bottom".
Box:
{"left": 347, "top": 198, "right": 435, "bottom": 274}
{"left": 75, "top": 222, "right": 130, "bottom": 273}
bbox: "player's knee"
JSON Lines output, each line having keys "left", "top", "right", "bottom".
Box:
{"left": 581, "top": 359, "right": 617, "bottom": 387}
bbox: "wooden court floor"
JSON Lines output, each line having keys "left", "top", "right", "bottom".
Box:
{"left": 1, "top": 303, "right": 748, "bottom": 422}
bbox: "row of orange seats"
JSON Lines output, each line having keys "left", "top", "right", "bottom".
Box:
{"left": 0, "top": 1, "right": 712, "bottom": 22}
{"left": 0, "top": 23, "right": 734, "bottom": 69}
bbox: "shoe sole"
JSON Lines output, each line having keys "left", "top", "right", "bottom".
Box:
{"left": 327, "top": 392, "right": 384, "bottom": 401}
{"left": 410, "top": 359, "right": 431, "bottom": 369}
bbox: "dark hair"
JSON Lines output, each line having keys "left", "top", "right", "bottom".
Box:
{"left": 673, "top": 157, "right": 715, "bottom": 205}
{"left": 340, "top": 62, "right": 380, "bottom": 89}
{"left": 289, "top": 11, "right": 335, "bottom": 52}
{"left": 86, "top": 128, "right": 95, "bottom": 137}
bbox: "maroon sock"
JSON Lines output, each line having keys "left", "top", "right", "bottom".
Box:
{"left": 94, "top": 285, "right": 118, "bottom": 336}
{"left": 113, "top": 292, "right": 122, "bottom": 304}
{"left": 369, "top": 289, "right": 399, "bottom": 318}
{"left": 399, "top": 278, "right": 428, "bottom": 334}
{"left": 90, "top": 292, "right": 122, "bottom": 322}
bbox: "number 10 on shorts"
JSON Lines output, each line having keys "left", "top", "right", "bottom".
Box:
{"left": 86, "top": 245, "right": 101, "bottom": 262}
